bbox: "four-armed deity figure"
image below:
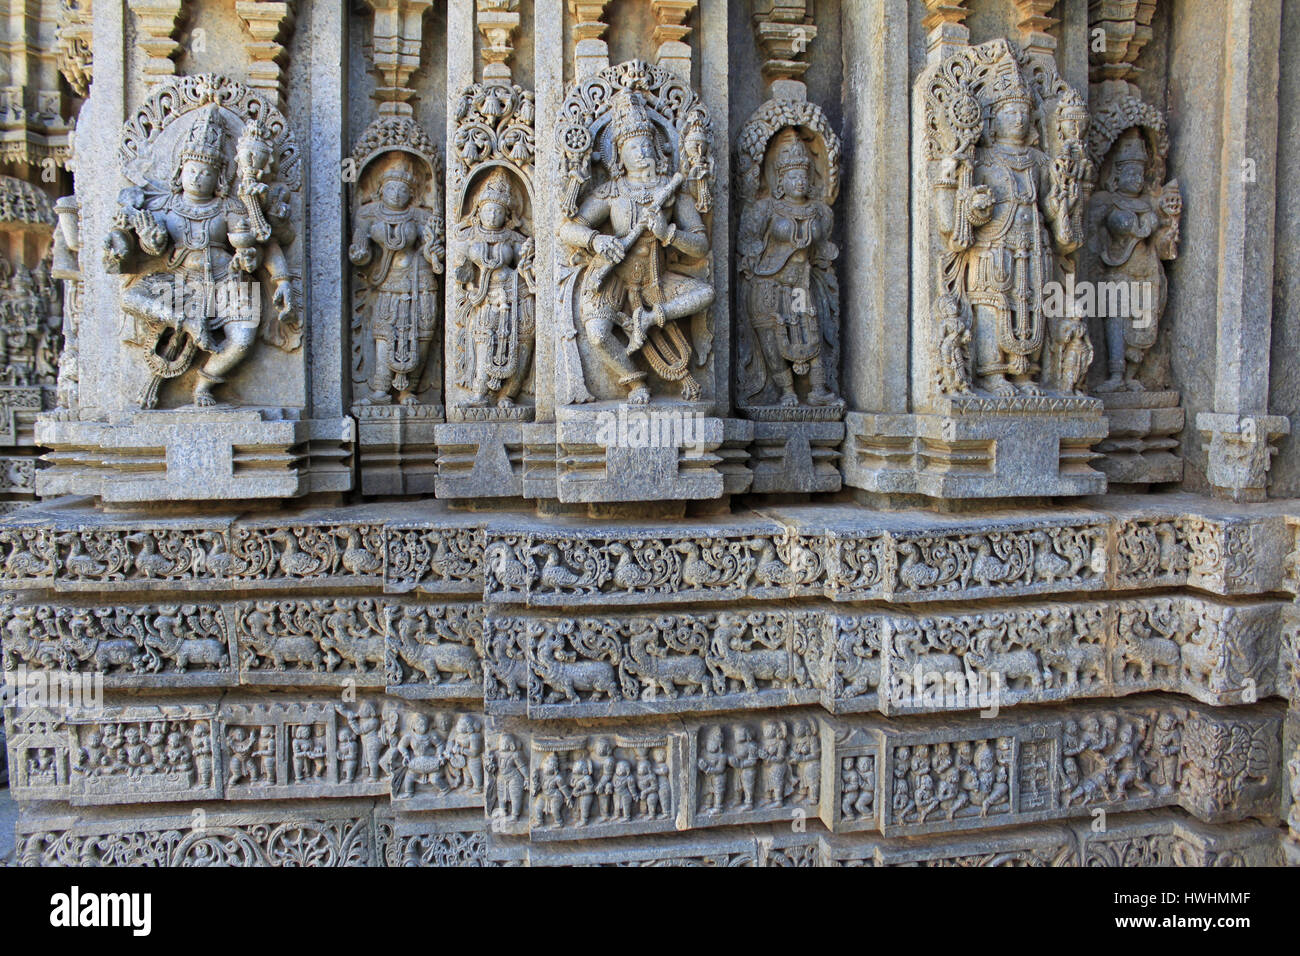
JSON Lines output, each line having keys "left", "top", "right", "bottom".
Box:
{"left": 1089, "top": 128, "right": 1182, "bottom": 392}
{"left": 738, "top": 129, "right": 838, "bottom": 407}
{"left": 451, "top": 167, "right": 535, "bottom": 408}
{"left": 350, "top": 157, "right": 444, "bottom": 406}
{"left": 106, "top": 104, "right": 296, "bottom": 408}
{"left": 935, "top": 67, "right": 1086, "bottom": 397}
{"left": 559, "top": 91, "right": 713, "bottom": 405}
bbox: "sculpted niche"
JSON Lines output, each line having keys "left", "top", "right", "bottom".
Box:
{"left": 924, "top": 42, "right": 1092, "bottom": 399}
{"left": 348, "top": 117, "right": 445, "bottom": 411}
{"left": 447, "top": 82, "right": 536, "bottom": 421}
{"left": 1087, "top": 98, "right": 1181, "bottom": 393}
{"left": 556, "top": 61, "right": 716, "bottom": 407}
{"left": 104, "top": 75, "right": 301, "bottom": 409}
{"left": 736, "top": 99, "right": 842, "bottom": 418}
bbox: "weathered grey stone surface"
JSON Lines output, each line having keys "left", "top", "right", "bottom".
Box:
{"left": 0, "top": 0, "right": 1298, "bottom": 869}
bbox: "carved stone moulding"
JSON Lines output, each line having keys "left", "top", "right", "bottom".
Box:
{"left": 36, "top": 410, "right": 354, "bottom": 502}
{"left": 823, "top": 810, "right": 1281, "bottom": 868}
{"left": 478, "top": 697, "right": 1282, "bottom": 844}
{"left": 1197, "top": 413, "right": 1291, "bottom": 504}
{"left": 844, "top": 397, "right": 1109, "bottom": 499}
{"left": 552, "top": 404, "right": 752, "bottom": 504}
{"left": 516, "top": 809, "right": 1277, "bottom": 867}
{"left": 825, "top": 696, "right": 1283, "bottom": 839}
{"left": 434, "top": 420, "right": 531, "bottom": 500}
{"left": 374, "top": 807, "right": 492, "bottom": 866}
{"left": 355, "top": 406, "right": 441, "bottom": 497}
{"left": 473, "top": 592, "right": 1284, "bottom": 723}
{"left": 1096, "top": 390, "right": 1184, "bottom": 486}
{"left": 1, "top": 498, "right": 1292, "bottom": 600}
{"left": 14, "top": 800, "right": 377, "bottom": 866}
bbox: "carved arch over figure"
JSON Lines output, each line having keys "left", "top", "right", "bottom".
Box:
{"left": 735, "top": 98, "right": 843, "bottom": 416}
{"left": 446, "top": 82, "right": 537, "bottom": 419}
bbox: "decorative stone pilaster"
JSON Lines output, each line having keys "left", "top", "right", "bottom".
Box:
{"left": 234, "top": 0, "right": 297, "bottom": 112}
{"left": 1194, "top": 0, "right": 1287, "bottom": 503}
{"left": 364, "top": 0, "right": 434, "bottom": 115}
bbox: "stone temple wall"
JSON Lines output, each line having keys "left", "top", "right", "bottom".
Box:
{"left": 0, "top": 0, "right": 1296, "bottom": 867}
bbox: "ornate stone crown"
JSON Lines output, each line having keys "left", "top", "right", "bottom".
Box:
{"left": 1112, "top": 128, "right": 1149, "bottom": 165}
{"left": 475, "top": 167, "right": 515, "bottom": 209}
{"left": 610, "top": 90, "right": 657, "bottom": 151}
{"left": 774, "top": 130, "right": 813, "bottom": 174}
{"left": 379, "top": 157, "right": 416, "bottom": 185}
{"left": 987, "top": 59, "right": 1033, "bottom": 109}
{"left": 180, "top": 104, "right": 228, "bottom": 167}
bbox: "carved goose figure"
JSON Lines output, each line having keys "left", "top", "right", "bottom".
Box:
{"left": 533, "top": 543, "right": 583, "bottom": 590}
{"left": 126, "top": 533, "right": 172, "bottom": 578}
{"left": 1031, "top": 532, "right": 1071, "bottom": 582}
{"left": 673, "top": 541, "right": 717, "bottom": 589}
{"left": 898, "top": 541, "right": 941, "bottom": 591}
{"left": 4, "top": 534, "right": 47, "bottom": 578}
{"left": 971, "top": 538, "right": 1011, "bottom": 585}
{"left": 271, "top": 530, "right": 317, "bottom": 578}
{"left": 205, "top": 535, "right": 232, "bottom": 577}
{"left": 609, "top": 542, "right": 654, "bottom": 591}
{"left": 487, "top": 543, "right": 532, "bottom": 591}
{"left": 340, "top": 527, "right": 382, "bottom": 576}
{"left": 751, "top": 539, "right": 793, "bottom": 588}
{"left": 65, "top": 535, "right": 107, "bottom": 579}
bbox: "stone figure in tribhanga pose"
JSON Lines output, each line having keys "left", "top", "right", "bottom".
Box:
{"left": 446, "top": 81, "right": 536, "bottom": 421}
{"left": 736, "top": 99, "right": 842, "bottom": 417}
{"left": 348, "top": 117, "right": 445, "bottom": 409}
{"left": 556, "top": 61, "right": 716, "bottom": 406}
{"left": 104, "top": 76, "right": 300, "bottom": 409}
{"left": 927, "top": 41, "right": 1090, "bottom": 398}
{"left": 451, "top": 169, "right": 534, "bottom": 412}
{"left": 1087, "top": 104, "right": 1182, "bottom": 392}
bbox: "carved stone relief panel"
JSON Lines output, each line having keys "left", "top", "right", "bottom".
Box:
{"left": 106, "top": 75, "right": 302, "bottom": 410}
{"left": 555, "top": 60, "right": 716, "bottom": 408}
{"left": 349, "top": 117, "right": 446, "bottom": 413}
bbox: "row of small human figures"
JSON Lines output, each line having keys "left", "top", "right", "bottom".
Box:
{"left": 72, "top": 720, "right": 210, "bottom": 786}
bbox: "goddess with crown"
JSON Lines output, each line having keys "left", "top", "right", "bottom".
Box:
{"left": 934, "top": 61, "right": 1086, "bottom": 397}
{"left": 451, "top": 167, "right": 535, "bottom": 408}
{"left": 106, "top": 102, "right": 295, "bottom": 408}
{"left": 1088, "top": 127, "right": 1181, "bottom": 392}
{"left": 738, "top": 129, "right": 838, "bottom": 407}
{"left": 559, "top": 90, "right": 713, "bottom": 405}
{"left": 349, "top": 155, "right": 444, "bottom": 406}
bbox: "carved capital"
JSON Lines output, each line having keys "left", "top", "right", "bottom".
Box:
{"left": 1197, "top": 413, "right": 1290, "bottom": 503}
{"left": 128, "top": 0, "right": 189, "bottom": 88}
{"left": 364, "top": 0, "right": 434, "bottom": 115}
{"left": 235, "top": 1, "right": 297, "bottom": 112}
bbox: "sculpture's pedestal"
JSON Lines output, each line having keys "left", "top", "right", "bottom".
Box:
{"left": 744, "top": 412, "right": 845, "bottom": 494}
{"left": 843, "top": 395, "right": 1108, "bottom": 499}
{"left": 353, "top": 403, "right": 443, "bottom": 497}
{"left": 1096, "top": 390, "right": 1184, "bottom": 487}
{"left": 553, "top": 403, "right": 751, "bottom": 504}
{"left": 36, "top": 407, "right": 354, "bottom": 502}
{"left": 435, "top": 420, "right": 531, "bottom": 499}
